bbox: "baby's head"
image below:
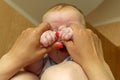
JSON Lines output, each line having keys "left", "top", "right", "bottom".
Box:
{"left": 42, "top": 3, "right": 86, "bottom": 31}
{"left": 41, "top": 3, "right": 86, "bottom": 63}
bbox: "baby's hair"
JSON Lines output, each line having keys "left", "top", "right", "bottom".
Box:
{"left": 42, "top": 3, "right": 86, "bottom": 26}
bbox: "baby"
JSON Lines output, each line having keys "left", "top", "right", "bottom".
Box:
{"left": 26, "top": 2, "right": 85, "bottom": 76}
{"left": 11, "top": 3, "right": 86, "bottom": 80}
{"left": 40, "top": 3, "right": 85, "bottom": 63}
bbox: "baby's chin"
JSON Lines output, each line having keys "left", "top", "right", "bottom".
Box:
{"left": 48, "top": 46, "right": 69, "bottom": 63}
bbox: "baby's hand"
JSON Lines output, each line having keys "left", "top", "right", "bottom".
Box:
{"left": 59, "top": 27, "right": 73, "bottom": 41}
{"left": 40, "top": 27, "right": 73, "bottom": 47}
{"left": 40, "top": 30, "right": 56, "bottom": 47}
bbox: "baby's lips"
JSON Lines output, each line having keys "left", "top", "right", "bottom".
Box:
{"left": 55, "top": 42, "right": 63, "bottom": 49}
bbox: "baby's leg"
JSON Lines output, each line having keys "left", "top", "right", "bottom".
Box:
{"left": 41, "top": 61, "right": 88, "bottom": 80}
{"left": 10, "top": 71, "right": 39, "bottom": 80}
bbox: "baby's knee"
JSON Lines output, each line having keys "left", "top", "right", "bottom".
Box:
{"left": 10, "top": 71, "right": 39, "bottom": 80}
{"left": 41, "top": 61, "right": 88, "bottom": 80}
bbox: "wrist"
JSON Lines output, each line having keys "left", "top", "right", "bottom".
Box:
{"left": 80, "top": 59, "right": 112, "bottom": 80}
{"left": 2, "top": 52, "right": 26, "bottom": 69}
{"left": 0, "top": 53, "right": 24, "bottom": 80}
{"left": 8, "top": 50, "right": 30, "bottom": 66}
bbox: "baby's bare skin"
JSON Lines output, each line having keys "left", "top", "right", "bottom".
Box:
{"left": 40, "top": 26, "right": 73, "bottom": 47}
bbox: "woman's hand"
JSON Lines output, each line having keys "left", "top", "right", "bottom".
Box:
{"left": 8, "top": 22, "right": 53, "bottom": 66}
{"left": 0, "top": 22, "right": 55, "bottom": 80}
{"left": 64, "top": 24, "right": 115, "bottom": 80}
{"left": 64, "top": 24, "right": 104, "bottom": 65}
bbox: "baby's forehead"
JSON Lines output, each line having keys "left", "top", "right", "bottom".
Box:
{"left": 45, "top": 11, "right": 80, "bottom": 22}
{"left": 48, "top": 5, "right": 80, "bottom": 14}
{"left": 44, "top": 9, "right": 80, "bottom": 19}
{"left": 43, "top": 9, "right": 83, "bottom": 28}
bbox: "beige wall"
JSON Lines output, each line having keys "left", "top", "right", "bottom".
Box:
{"left": 95, "top": 22, "right": 120, "bottom": 80}
{"left": 86, "top": 0, "right": 120, "bottom": 26}
{"left": 87, "top": 24, "right": 120, "bottom": 80}
{"left": 0, "top": 0, "right": 35, "bottom": 57}
{"left": 96, "top": 21, "right": 120, "bottom": 47}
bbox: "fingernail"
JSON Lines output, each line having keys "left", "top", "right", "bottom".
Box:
{"left": 55, "top": 42, "right": 63, "bottom": 49}
{"left": 55, "top": 31, "right": 60, "bottom": 38}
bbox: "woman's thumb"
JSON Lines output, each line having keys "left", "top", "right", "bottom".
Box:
{"left": 35, "top": 22, "right": 51, "bottom": 35}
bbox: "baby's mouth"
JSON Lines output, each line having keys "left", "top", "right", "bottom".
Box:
{"left": 59, "top": 45, "right": 68, "bottom": 53}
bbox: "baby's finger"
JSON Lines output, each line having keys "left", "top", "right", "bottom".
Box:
{"left": 64, "top": 28, "right": 73, "bottom": 40}
{"left": 40, "top": 36, "right": 49, "bottom": 47}
{"left": 61, "top": 28, "right": 73, "bottom": 40}
{"left": 64, "top": 32, "right": 73, "bottom": 41}
{"left": 45, "top": 33, "right": 53, "bottom": 46}
{"left": 60, "top": 29, "right": 68, "bottom": 40}
{"left": 40, "top": 31, "right": 52, "bottom": 47}
{"left": 48, "top": 31, "right": 56, "bottom": 43}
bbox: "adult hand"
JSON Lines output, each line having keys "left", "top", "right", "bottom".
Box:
{"left": 7, "top": 22, "right": 53, "bottom": 66}
{"left": 0, "top": 22, "right": 57, "bottom": 80}
{"left": 64, "top": 24, "right": 104, "bottom": 64}
{"left": 64, "top": 24, "right": 114, "bottom": 80}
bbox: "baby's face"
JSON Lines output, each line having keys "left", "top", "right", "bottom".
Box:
{"left": 43, "top": 10, "right": 81, "bottom": 63}
{"left": 43, "top": 10, "right": 81, "bottom": 31}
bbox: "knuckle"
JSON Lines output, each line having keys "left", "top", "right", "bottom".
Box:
{"left": 21, "top": 30, "right": 26, "bottom": 34}
{"left": 22, "top": 28, "right": 34, "bottom": 34}
{"left": 94, "top": 34, "right": 98, "bottom": 38}
{"left": 26, "top": 28, "right": 34, "bottom": 31}
{"left": 86, "top": 29, "right": 93, "bottom": 33}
